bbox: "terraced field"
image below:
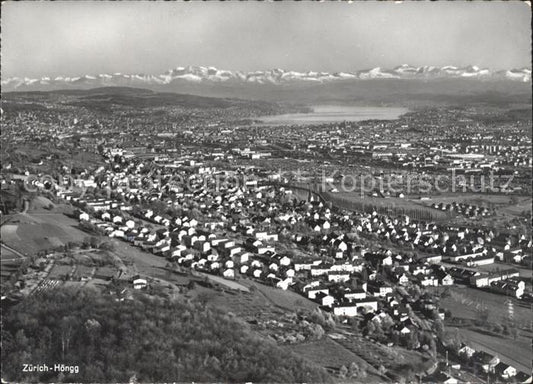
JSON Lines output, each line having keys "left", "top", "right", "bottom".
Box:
{"left": 1, "top": 243, "right": 27, "bottom": 282}
{"left": 333, "top": 330, "right": 435, "bottom": 379}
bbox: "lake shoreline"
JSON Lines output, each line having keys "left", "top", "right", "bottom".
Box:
{"left": 257, "top": 105, "right": 410, "bottom": 126}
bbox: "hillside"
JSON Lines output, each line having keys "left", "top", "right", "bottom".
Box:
{"left": 1, "top": 87, "right": 290, "bottom": 114}
{"left": 1, "top": 288, "right": 332, "bottom": 383}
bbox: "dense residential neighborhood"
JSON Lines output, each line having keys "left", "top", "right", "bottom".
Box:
{"left": 1, "top": 4, "right": 531, "bottom": 380}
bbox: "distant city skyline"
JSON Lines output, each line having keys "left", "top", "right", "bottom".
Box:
{"left": 1, "top": 1, "right": 531, "bottom": 79}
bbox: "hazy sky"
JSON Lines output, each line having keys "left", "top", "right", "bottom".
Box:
{"left": 1, "top": 1, "right": 531, "bottom": 78}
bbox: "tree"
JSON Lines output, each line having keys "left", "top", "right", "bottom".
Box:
{"left": 348, "top": 362, "right": 367, "bottom": 379}
{"left": 14, "top": 330, "right": 30, "bottom": 353}
{"left": 349, "top": 317, "right": 361, "bottom": 332}
{"left": 90, "top": 236, "right": 101, "bottom": 249}
{"left": 380, "top": 313, "right": 394, "bottom": 330}
{"left": 196, "top": 292, "right": 210, "bottom": 306}
{"left": 433, "top": 318, "right": 444, "bottom": 338}
{"left": 60, "top": 316, "right": 77, "bottom": 359}
{"left": 99, "top": 242, "right": 114, "bottom": 251}
{"left": 475, "top": 306, "right": 489, "bottom": 326}
{"left": 324, "top": 312, "right": 336, "bottom": 330}
{"left": 408, "top": 285, "right": 422, "bottom": 300}
{"left": 306, "top": 323, "right": 325, "bottom": 340}
{"left": 391, "top": 331, "right": 400, "bottom": 346}
{"left": 189, "top": 208, "right": 202, "bottom": 220}
{"left": 308, "top": 309, "right": 326, "bottom": 327}
{"left": 363, "top": 320, "right": 376, "bottom": 336}
{"left": 346, "top": 232, "right": 360, "bottom": 242}
{"left": 406, "top": 330, "right": 419, "bottom": 350}
{"left": 440, "top": 288, "right": 451, "bottom": 299}
{"left": 360, "top": 268, "right": 368, "bottom": 282}
{"left": 396, "top": 364, "right": 415, "bottom": 383}
{"left": 338, "top": 365, "right": 348, "bottom": 379}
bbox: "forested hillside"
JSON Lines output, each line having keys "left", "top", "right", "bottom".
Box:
{"left": 1, "top": 288, "right": 331, "bottom": 383}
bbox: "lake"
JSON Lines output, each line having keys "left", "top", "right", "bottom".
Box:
{"left": 258, "top": 105, "right": 409, "bottom": 125}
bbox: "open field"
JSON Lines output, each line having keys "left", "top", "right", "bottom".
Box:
{"left": 109, "top": 239, "right": 193, "bottom": 290}
{"left": 110, "top": 238, "right": 168, "bottom": 271}
{"left": 1, "top": 244, "right": 27, "bottom": 282}
{"left": 62, "top": 281, "right": 87, "bottom": 290}
{"left": 47, "top": 264, "right": 73, "bottom": 279}
{"left": 1, "top": 244, "right": 22, "bottom": 261}
{"left": 414, "top": 193, "right": 531, "bottom": 231}
{"left": 0, "top": 211, "right": 88, "bottom": 256}
{"left": 476, "top": 263, "right": 532, "bottom": 279}
{"left": 414, "top": 193, "right": 531, "bottom": 219}
{"left": 29, "top": 196, "right": 56, "bottom": 211}
{"left": 440, "top": 261, "right": 532, "bottom": 279}
{"left": 240, "top": 279, "right": 318, "bottom": 311}
{"left": 322, "top": 191, "right": 450, "bottom": 221}
{"left": 438, "top": 286, "right": 532, "bottom": 328}
{"left": 499, "top": 198, "right": 532, "bottom": 216}
{"left": 413, "top": 193, "right": 528, "bottom": 207}
{"left": 195, "top": 271, "right": 250, "bottom": 292}
{"left": 192, "top": 284, "right": 274, "bottom": 317}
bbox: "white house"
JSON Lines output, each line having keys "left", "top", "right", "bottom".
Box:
{"left": 223, "top": 269, "right": 235, "bottom": 279}
{"left": 110, "top": 230, "right": 125, "bottom": 238}
{"left": 333, "top": 298, "right": 378, "bottom": 316}
{"left": 328, "top": 273, "right": 351, "bottom": 283}
{"left": 278, "top": 255, "right": 291, "bottom": 266}
{"left": 397, "top": 273, "right": 409, "bottom": 286}
{"left": 344, "top": 290, "right": 367, "bottom": 301}
{"left": 306, "top": 287, "right": 329, "bottom": 300}
{"left": 112, "top": 215, "right": 123, "bottom": 224}
{"left": 440, "top": 274, "right": 454, "bottom": 286}
{"left": 495, "top": 363, "right": 517, "bottom": 379}
{"left": 458, "top": 344, "right": 476, "bottom": 358}
{"left": 276, "top": 277, "right": 293, "bottom": 290}
{"left": 315, "top": 293, "right": 335, "bottom": 307}
{"left": 333, "top": 304, "right": 359, "bottom": 317}
{"left": 133, "top": 278, "right": 147, "bottom": 290}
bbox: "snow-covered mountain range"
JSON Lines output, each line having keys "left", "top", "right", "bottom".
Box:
{"left": 2, "top": 65, "right": 531, "bottom": 91}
